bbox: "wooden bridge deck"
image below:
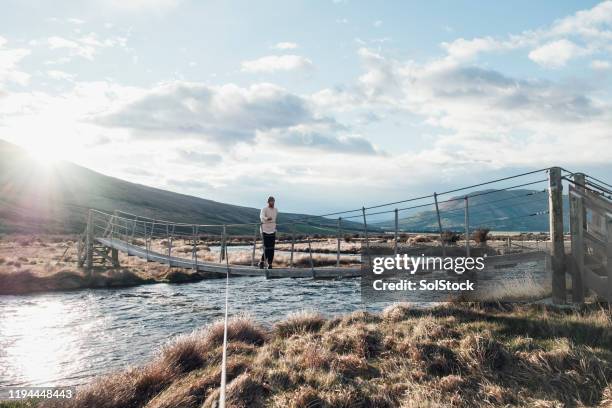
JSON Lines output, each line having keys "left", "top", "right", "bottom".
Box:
{"left": 95, "top": 237, "right": 362, "bottom": 279}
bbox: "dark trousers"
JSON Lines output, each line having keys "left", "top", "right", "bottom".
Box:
{"left": 261, "top": 232, "right": 276, "bottom": 265}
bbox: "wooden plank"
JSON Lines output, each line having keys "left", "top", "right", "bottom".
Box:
{"left": 569, "top": 187, "right": 585, "bottom": 303}
{"left": 584, "top": 230, "right": 606, "bottom": 251}
{"left": 585, "top": 187, "right": 612, "bottom": 211}
{"left": 584, "top": 266, "right": 608, "bottom": 299}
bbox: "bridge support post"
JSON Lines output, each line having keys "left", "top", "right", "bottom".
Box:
{"left": 337, "top": 217, "right": 342, "bottom": 267}
{"left": 362, "top": 207, "right": 372, "bottom": 269}
{"left": 219, "top": 225, "right": 226, "bottom": 263}
{"left": 111, "top": 248, "right": 120, "bottom": 268}
{"left": 464, "top": 196, "right": 470, "bottom": 257}
{"left": 394, "top": 210, "right": 398, "bottom": 256}
{"left": 570, "top": 173, "right": 585, "bottom": 303}
{"left": 85, "top": 210, "right": 93, "bottom": 271}
{"left": 434, "top": 192, "right": 446, "bottom": 257}
{"left": 251, "top": 225, "right": 258, "bottom": 267}
{"left": 307, "top": 236, "right": 315, "bottom": 278}
{"left": 549, "top": 167, "right": 566, "bottom": 304}
{"left": 290, "top": 224, "right": 296, "bottom": 268}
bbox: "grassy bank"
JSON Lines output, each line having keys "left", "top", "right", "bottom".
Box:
{"left": 11, "top": 302, "right": 610, "bottom": 407}
{"left": 0, "top": 235, "right": 360, "bottom": 295}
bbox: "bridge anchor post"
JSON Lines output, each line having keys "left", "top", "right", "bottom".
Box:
{"left": 549, "top": 167, "right": 566, "bottom": 304}
{"left": 111, "top": 248, "right": 120, "bottom": 268}
{"left": 85, "top": 210, "right": 94, "bottom": 272}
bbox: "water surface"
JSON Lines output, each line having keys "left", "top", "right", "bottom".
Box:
{"left": 0, "top": 277, "right": 365, "bottom": 387}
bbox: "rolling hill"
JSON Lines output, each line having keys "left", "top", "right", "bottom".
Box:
{"left": 375, "top": 188, "right": 569, "bottom": 233}
{"left": 0, "top": 139, "right": 360, "bottom": 235}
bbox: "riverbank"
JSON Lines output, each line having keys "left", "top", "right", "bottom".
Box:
{"left": 0, "top": 233, "right": 547, "bottom": 296}
{"left": 14, "top": 302, "right": 611, "bottom": 407}
{"left": 0, "top": 234, "right": 359, "bottom": 295}
{"left": 0, "top": 235, "right": 216, "bottom": 294}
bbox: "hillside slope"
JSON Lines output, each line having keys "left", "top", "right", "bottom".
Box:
{"left": 376, "top": 189, "right": 569, "bottom": 232}
{"left": 0, "top": 140, "right": 356, "bottom": 234}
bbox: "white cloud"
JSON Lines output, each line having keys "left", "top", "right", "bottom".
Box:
{"left": 314, "top": 46, "right": 612, "bottom": 169}
{"left": 47, "top": 70, "right": 74, "bottom": 81}
{"left": 272, "top": 42, "right": 298, "bottom": 50}
{"left": 48, "top": 36, "right": 96, "bottom": 59}
{"left": 591, "top": 59, "right": 611, "bottom": 69}
{"left": 98, "top": 0, "right": 181, "bottom": 12}
{"left": 46, "top": 33, "right": 128, "bottom": 60}
{"left": 528, "top": 39, "right": 588, "bottom": 68}
{"left": 549, "top": 0, "right": 612, "bottom": 38}
{"left": 0, "top": 37, "right": 30, "bottom": 86}
{"left": 441, "top": 37, "right": 506, "bottom": 61}
{"left": 241, "top": 55, "right": 313, "bottom": 73}
{"left": 440, "top": 1, "right": 612, "bottom": 67}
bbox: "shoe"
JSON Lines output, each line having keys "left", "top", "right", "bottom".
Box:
{"left": 258, "top": 262, "right": 264, "bottom": 269}
{"left": 268, "top": 265, "right": 273, "bottom": 269}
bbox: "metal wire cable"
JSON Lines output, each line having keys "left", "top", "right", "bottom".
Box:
{"left": 90, "top": 168, "right": 566, "bottom": 235}
{"left": 586, "top": 174, "right": 612, "bottom": 189}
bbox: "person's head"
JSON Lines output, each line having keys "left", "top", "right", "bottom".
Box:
{"left": 267, "top": 196, "right": 275, "bottom": 208}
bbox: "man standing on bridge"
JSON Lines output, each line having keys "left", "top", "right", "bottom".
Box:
{"left": 259, "top": 196, "right": 278, "bottom": 269}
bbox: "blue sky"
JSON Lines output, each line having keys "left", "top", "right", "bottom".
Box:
{"left": 0, "top": 0, "right": 611, "bottom": 215}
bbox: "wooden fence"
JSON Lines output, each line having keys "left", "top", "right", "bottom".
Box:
{"left": 568, "top": 174, "right": 612, "bottom": 303}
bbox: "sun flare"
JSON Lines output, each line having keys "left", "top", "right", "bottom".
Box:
{"left": 24, "top": 141, "right": 72, "bottom": 165}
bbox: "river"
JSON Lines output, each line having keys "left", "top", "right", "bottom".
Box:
{"left": 0, "top": 277, "right": 365, "bottom": 388}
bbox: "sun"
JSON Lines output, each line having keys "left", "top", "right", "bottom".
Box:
{"left": 24, "top": 140, "right": 71, "bottom": 165}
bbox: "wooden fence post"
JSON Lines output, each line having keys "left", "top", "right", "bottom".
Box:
{"left": 307, "top": 235, "right": 315, "bottom": 278}
{"left": 251, "top": 225, "right": 258, "bottom": 267}
{"left": 570, "top": 173, "right": 585, "bottom": 303}
{"left": 195, "top": 226, "right": 199, "bottom": 269}
{"left": 222, "top": 225, "right": 228, "bottom": 265}
{"left": 220, "top": 226, "right": 226, "bottom": 263}
{"left": 434, "top": 192, "right": 446, "bottom": 257}
{"left": 607, "top": 214, "right": 612, "bottom": 302}
{"left": 549, "top": 167, "right": 566, "bottom": 304}
{"left": 86, "top": 210, "right": 93, "bottom": 270}
{"left": 394, "top": 209, "right": 399, "bottom": 256}
{"left": 131, "top": 216, "right": 138, "bottom": 244}
{"left": 362, "top": 207, "right": 372, "bottom": 269}
{"left": 291, "top": 224, "right": 296, "bottom": 268}
{"left": 166, "top": 224, "right": 171, "bottom": 266}
{"left": 192, "top": 225, "right": 197, "bottom": 271}
{"left": 337, "top": 217, "right": 342, "bottom": 267}
{"left": 111, "top": 248, "right": 120, "bottom": 268}
{"left": 464, "top": 196, "right": 470, "bottom": 257}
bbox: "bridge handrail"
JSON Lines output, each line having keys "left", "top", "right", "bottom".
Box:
{"left": 87, "top": 171, "right": 555, "bottom": 231}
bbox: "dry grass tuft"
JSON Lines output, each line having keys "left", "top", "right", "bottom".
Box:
{"left": 203, "top": 372, "right": 267, "bottom": 408}
{"left": 205, "top": 316, "right": 267, "bottom": 347}
{"left": 274, "top": 311, "right": 326, "bottom": 338}
{"left": 459, "top": 332, "right": 510, "bottom": 371}
{"left": 160, "top": 332, "right": 207, "bottom": 373}
{"left": 324, "top": 324, "right": 382, "bottom": 359}
{"left": 381, "top": 302, "right": 418, "bottom": 321}
{"left": 35, "top": 302, "right": 612, "bottom": 408}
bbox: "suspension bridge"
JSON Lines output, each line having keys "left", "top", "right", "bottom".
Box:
{"left": 76, "top": 167, "right": 612, "bottom": 304}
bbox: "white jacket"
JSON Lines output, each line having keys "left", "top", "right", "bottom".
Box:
{"left": 260, "top": 206, "right": 278, "bottom": 234}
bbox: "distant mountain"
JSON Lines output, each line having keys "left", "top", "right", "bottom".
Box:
{"left": 0, "top": 140, "right": 361, "bottom": 235}
{"left": 375, "top": 189, "right": 569, "bottom": 232}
